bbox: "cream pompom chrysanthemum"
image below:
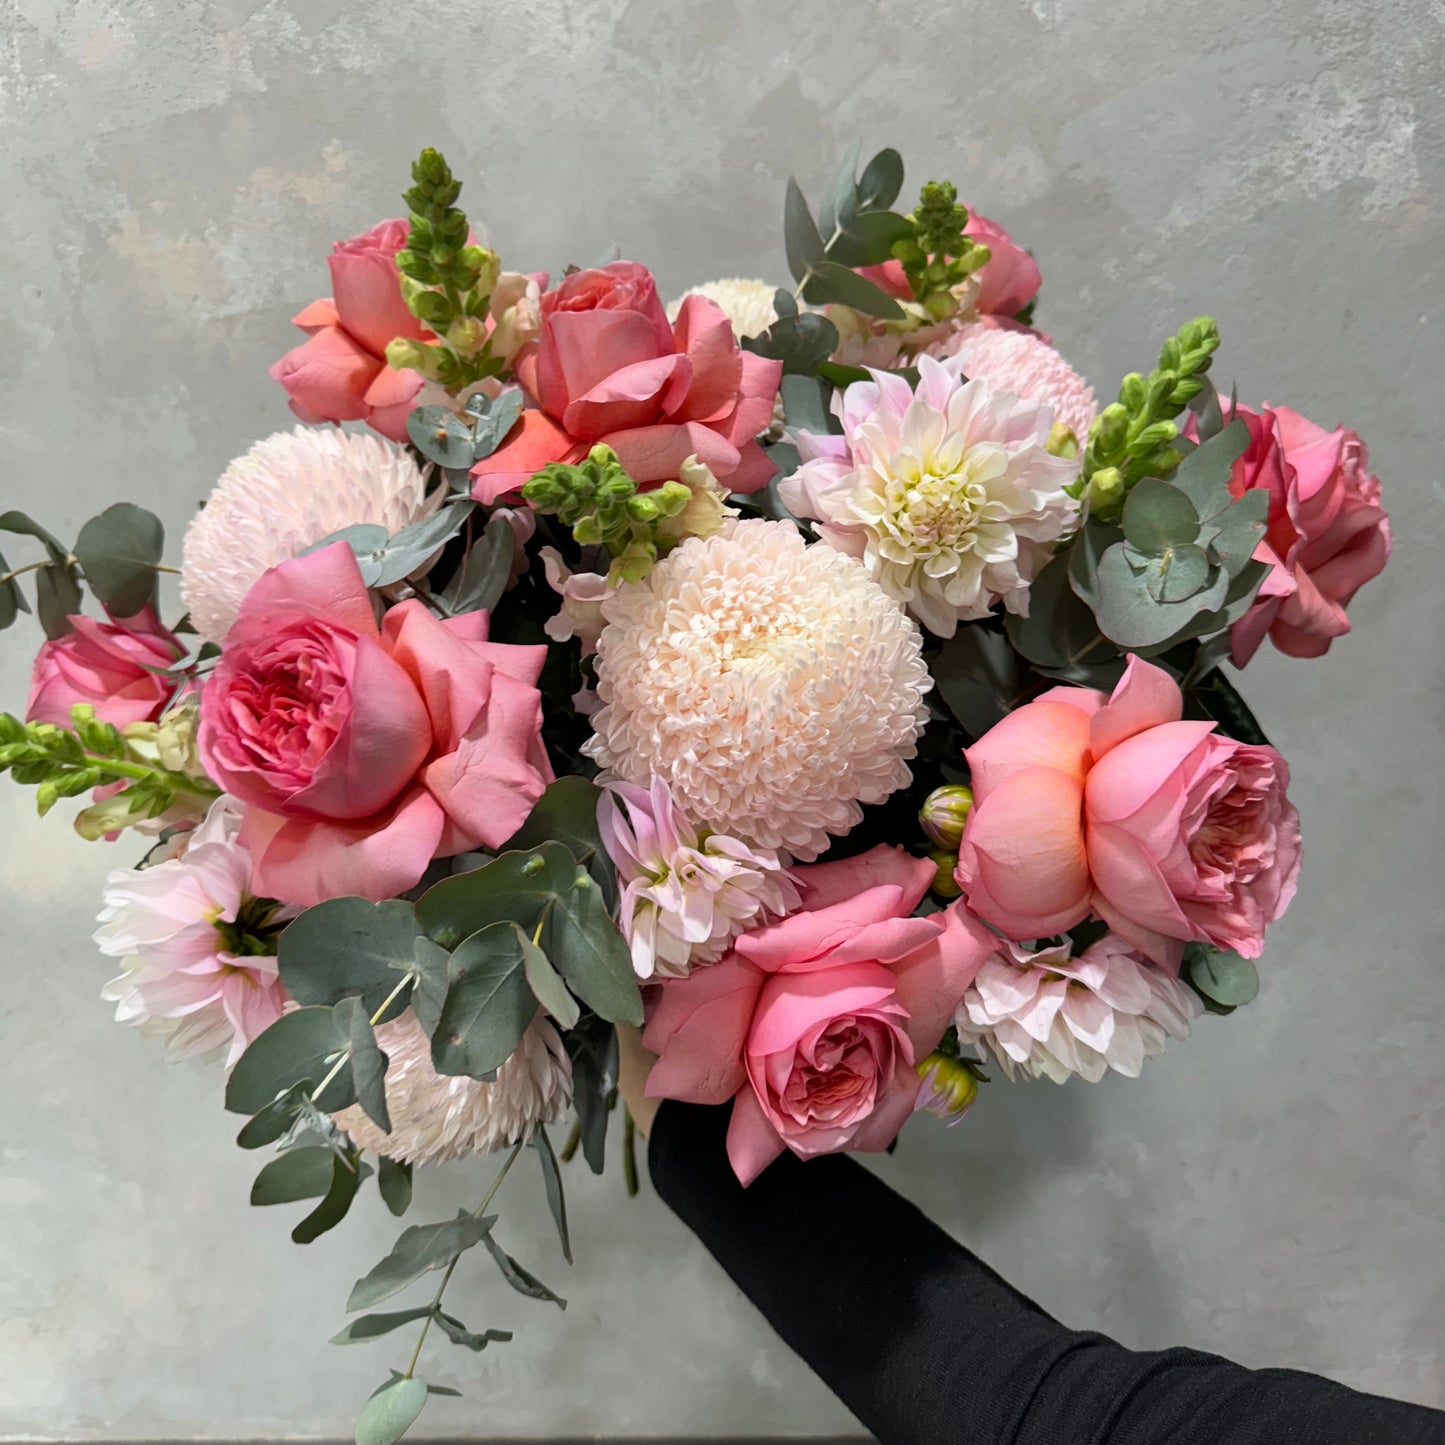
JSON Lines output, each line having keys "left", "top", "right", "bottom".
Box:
{"left": 180, "top": 426, "right": 435, "bottom": 643}
{"left": 335, "top": 1011, "right": 572, "bottom": 1166}
{"left": 933, "top": 322, "right": 1098, "bottom": 450}
{"left": 666, "top": 278, "right": 779, "bottom": 339}
{"left": 778, "top": 354, "right": 1081, "bottom": 637}
{"left": 584, "top": 519, "right": 930, "bottom": 861}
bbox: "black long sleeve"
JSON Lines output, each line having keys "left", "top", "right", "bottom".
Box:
{"left": 648, "top": 1101, "right": 1445, "bottom": 1445}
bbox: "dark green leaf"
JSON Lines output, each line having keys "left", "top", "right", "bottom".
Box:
{"left": 347, "top": 1213, "right": 497, "bottom": 1311}
{"left": 1142, "top": 543, "right": 1211, "bottom": 603}
{"left": 250, "top": 1146, "right": 337, "bottom": 1206}
{"left": 431, "top": 922, "right": 539, "bottom": 1078}
{"left": 338, "top": 997, "right": 392, "bottom": 1135}
{"left": 425, "top": 1384, "right": 462, "bottom": 1398}
{"left": 783, "top": 176, "right": 825, "bottom": 283}
{"left": 433, "top": 1311, "right": 512, "bottom": 1351}
{"left": 355, "top": 1374, "right": 428, "bottom": 1445}
{"left": 331, "top": 1307, "right": 433, "bottom": 1345}
{"left": 0, "top": 547, "right": 28, "bottom": 631}
{"left": 930, "top": 626, "right": 1023, "bottom": 739}
{"left": 1188, "top": 668, "right": 1273, "bottom": 746}
{"left": 34, "top": 563, "right": 82, "bottom": 640}
{"left": 408, "top": 406, "right": 475, "bottom": 468}
{"left": 522, "top": 941, "right": 581, "bottom": 1030}
{"left": 1006, "top": 550, "right": 1117, "bottom": 672}
{"left": 483, "top": 1235, "right": 567, "bottom": 1309}
{"left": 502, "top": 776, "right": 616, "bottom": 911}
{"left": 800, "top": 260, "right": 906, "bottom": 320}
{"left": 817, "top": 139, "right": 861, "bottom": 239}
{"left": 1187, "top": 947, "right": 1259, "bottom": 1007}
{"left": 378, "top": 1156, "right": 413, "bottom": 1218}
{"left": 1067, "top": 515, "right": 1118, "bottom": 609}
{"left": 771, "top": 287, "right": 798, "bottom": 319}
{"left": 827, "top": 208, "right": 916, "bottom": 268}
{"left": 815, "top": 360, "right": 871, "bottom": 390}
{"left": 543, "top": 871, "right": 643, "bottom": 1026}
{"left": 470, "top": 388, "right": 525, "bottom": 460}
{"left": 1189, "top": 376, "right": 1225, "bottom": 441}
{"left": 416, "top": 842, "right": 576, "bottom": 948}
{"left": 531, "top": 1125, "right": 572, "bottom": 1264}
{"left": 73, "top": 503, "right": 165, "bottom": 617}
{"left": 1122, "top": 477, "right": 1200, "bottom": 554}
{"left": 225, "top": 1006, "right": 355, "bottom": 1115}
{"left": 236, "top": 1082, "right": 311, "bottom": 1149}
{"left": 438, "top": 513, "right": 515, "bottom": 616}
{"left": 278, "top": 898, "right": 418, "bottom": 1020}
{"left": 564, "top": 1015, "right": 618, "bottom": 1175}
{"left": 0, "top": 511, "right": 67, "bottom": 562}
{"left": 779, "top": 374, "right": 834, "bottom": 436}
{"left": 857, "top": 147, "right": 905, "bottom": 210}
{"left": 741, "top": 311, "right": 840, "bottom": 377}
{"left": 293, "top": 1152, "right": 371, "bottom": 1244}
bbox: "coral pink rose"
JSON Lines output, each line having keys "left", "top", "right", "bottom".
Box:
{"left": 643, "top": 845, "right": 996, "bottom": 1184}
{"left": 471, "top": 261, "right": 782, "bottom": 502}
{"left": 956, "top": 656, "right": 1301, "bottom": 971}
{"left": 27, "top": 607, "right": 184, "bottom": 728}
{"left": 268, "top": 220, "right": 432, "bottom": 443}
{"left": 197, "top": 543, "right": 552, "bottom": 906}
{"left": 1221, "top": 403, "right": 1390, "bottom": 665}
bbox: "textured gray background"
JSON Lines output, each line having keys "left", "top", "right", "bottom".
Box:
{"left": 1, "top": 0, "right": 1442, "bottom": 1438}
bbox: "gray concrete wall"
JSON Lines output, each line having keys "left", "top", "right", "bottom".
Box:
{"left": 0, "top": 0, "right": 1441, "bottom": 1437}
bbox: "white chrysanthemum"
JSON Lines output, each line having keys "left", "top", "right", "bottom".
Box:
{"left": 932, "top": 322, "right": 1098, "bottom": 449}
{"left": 335, "top": 1010, "right": 573, "bottom": 1166}
{"left": 666, "top": 278, "right": 779, "bottom": 339}
{"left": 778, "top": 354, "right": 1081, "bottom": 637}
{"left": 180, "top": 426, "right": 435, "bottom": 642}
{"left": 955, "top": 935, "right": 1202, "bottom": 1084}
{"left": 585, "top": 519, "right": 930, "bottom": 860}
{"left": 598, "top": 776, "right": 801, "bottom": 979}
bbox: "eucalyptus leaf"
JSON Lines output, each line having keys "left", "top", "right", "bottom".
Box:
{"left": 438, "top": 514, "right": 515, "bottom": 616}
{"left": 741, "top": 311, "right": 840, "bottom": 377}
{"left": 565, "top": 1015, "right": 618, "bottom": 1175}
{"left": 826, "top": 208, "right": 915, "bottom": 269}
{"left": 293, "top": 1152, "right": 372, "bottom": 1245}
{"left": 817, "top": 141, "right": 861, "bottom": 240}
{"left": 0, "top": 510, "right": 68, "bottom": 563}
{"left": 1093, "top": 544, "right": 1229, "bottom": 650}
{"left": 1187, "top": 947, "right": 1259, "bottom": 1007}
{"left": 347, "top": 1213, "right": 497, "bottom": 1311}
{"left": 1067, "top": 516, "right": 1119, "bottom": 609}
{"left": 771, "top": 288, "right": 798, "bottom": 319}
{"left": 331, "top": 1307, "right": 433, "bottom": 1345}
{"left": 502, "top": 776, "right": 616, "bottom": 910}
{"left": 368, "top": 502, "right": 476, "bottom": 588}
{"left": 800, "top": 260, "right": 906, "bottom": 320}
{"left": 783, "top": 177, "right": 825, "bottom": 283}
{"left": 0, "top": 547, "right": 29, "bottom": 630}
{"left": 299, "top": 525, "right": 391, "bottom": 585}
{"left": 250, "top": 1146, "right": 337, "bottom": 1206}
{"left": 1201, "top": 488, "right": 1268, "bottom": 579}
{"left": 857, "top": 147, "right": 905, "bottom": 210}
{"left": 225, "top": 1006, "right": 355, "bottom": 1115}
{"left": 338, "top": 997, "right": 392, "bottom": 1135}
{"left": 470, "top": 388, "right": 525, "bottom": 461}
{"left": 73, "top": 503, "right": 165, "bottom": 617}
{"left": 1190, "top": 376, "right": 1226, "bottom": 441}
{"left": 1167, "top": 419, "right": 1250, "bottom": 519}
{"left": 1006, "top": 550, "right": 1115, "bottom": 671}
{"left": 779, "top": 374, "right": 834, "bottom": 436}
{"left": 431, "top": 921, "right": 540, "bottom": 1079}
{"left": 410, "top": 936, "right": 451, "bottom": 1036}
{"left": 378, "top": 1156, "right": 413, "bottom": 1218}
{"left": 416, "top": 841, "right": 578, "bottom": 948}
{"left": 521, "top": 941, "right": 581, "bottom": 1029}
{"left": 531, "top": 1125, "right": 572, "bottom": 1264}
{"left": 34, "top": 563, "right": 82, "bottom": 640}
{"left": 278, "top": 897, "right": 418, "bottom": 1020}
{"left": 408, "top": 406, "right": 476, "bottom": 469}
{"left": 483, "top": 1235, "right": 567, "bottom": 1309}
{"left": 930, "top": 626, "right": 1022, "bottom": 740}
{"left": 1122, "top": 477, "right": 1200, "bottom": 554}
{"left": 355, "top": 1374, "right": 428, "bottom": 1445}
{"left": 542, "top": 872, "right": 643, "bottom": 1026}
{"left": 236, "top": 1081, "right": 311, "bottom": 1149}
{"left": 1142, "top": 543, "right": 1210, "bottom": 603}
{"left": 433, "top": 1312, "right": 513, "bottom": 1351}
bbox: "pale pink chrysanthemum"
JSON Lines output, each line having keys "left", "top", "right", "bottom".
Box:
{"left": 584, "top": 519, "right": 930, "bottom": 861}
{"left": 955, "top": 934, "right": 1202, "bottom": 1084}
{"left": 931, "top": 321, "right": 1098, "bottom": 449}
{"left": 778, "top": 354, "right": 1081, "bottom": 637}
{"left": 95, "top": 796, "right": 289, "bottom": 1067}
{"left": 335, "top": 1010, "right": 572, "bottom": 1166}
{"left": 666, "top": 278, "right": 779, "bottom": 339}
{"left": 598, "top": 775, "right": 801, "bottom": 980}
{"left": 180, "top": 426, "right": 435, "bottom": 643}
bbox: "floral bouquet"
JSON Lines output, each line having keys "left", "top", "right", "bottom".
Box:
{"left": 0, "top": 145, "right": 1390, "bottom": 1441}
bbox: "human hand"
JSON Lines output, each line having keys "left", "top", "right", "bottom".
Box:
{"left": 616, "top": 1023, "right": 662, "bottom": 1138}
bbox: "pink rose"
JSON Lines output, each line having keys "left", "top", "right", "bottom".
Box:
{"left": 643, "top": 845, "right": 996, "bottom": 1184}
{"left": 27, "top": 607, "right": 184, "bottom": 728}
{"left": 956, "top": 656, "right": 1301, "bottom": 971}
{"left": 197, "top": 543, "right": 552, "bottom": 906}
{"left": 268, "top": 220, "right": 432, "bottom": 443}
{"left": 470, "top": 262, "right": 782, "bottom": 502}
{"left": 1221, "top": 403, "right": 1391, "bottom": 665}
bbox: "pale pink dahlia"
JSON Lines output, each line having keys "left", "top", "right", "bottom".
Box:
{"left": 778, "top": 354, "right": 1081, "bottom": 637}
{"left": 584, "top": 519, "right": 930, "bottom": 861}
{"left": 335, "top": 1011, "right": 572, "bottom": 1165}
{"left": 180, "top": 426, "right": 434, "bottom": 643}
{"left": 95, "top": 797, "right": 289, "bottom": 1067}
{"left": 932, "top": 322, "right": 1098, "bottom": 449}
{"left": 598, "top": 775, "right": 801, "bottom": 980}
{"left": 955, "top": 934, "right": 1201, "bottom": 1085}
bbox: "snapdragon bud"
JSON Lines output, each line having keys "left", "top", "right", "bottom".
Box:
{"left": 1046, "top": 422, "right": 1079, "bottom": 459}
{"left": 915, "top": 1053, "right": 978, "bottom": 1124}
{"left": 920, "top": 784, "right": 973, "bottom": 849}
{"left": 1084, "top": 466, "right": 1124, "bottom": 512}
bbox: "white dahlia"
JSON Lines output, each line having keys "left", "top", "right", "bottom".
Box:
{"left": 335, "top": 1010, "right": 573, "bottom": 1166}
{"left": 584, "top": 519, "right": 930, "bottom": 861}
{"left": 955, "top": 934, "right": 1202, "bottom": 1084}
{"left": 180, "top": 426, "right": 435, "bottom": 642}
{"left": 778, "top": 354, "right": 1081, "bottom": 636}
{"left": 598, "top": 775, "right": 801, "bottom": 980}
{"left": 932, "top": 322, "right": 1098, "bottom": 450}
{"left": 666, "top": 277, "right": 779, "bottom": 339}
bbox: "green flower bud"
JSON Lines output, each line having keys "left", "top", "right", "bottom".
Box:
{"left": 626, "top": 494, "right": 663, "bottom": 525}
{"left": 916, "top": 1052, "right": 978, "bottom": 1123}
{"left": 445, "top": 314, "right": 489, "bottom": 356}
{"left": 1085, "top": 467, "right": 1124, "bottom": 511}
{"left": 919, "top": 784, "right": 974, "bottom": 850}
{"left": 1045, "top": 422, "right": 1079, "bottom": 459}
{"left": 609, "top": 538, "right": 658, "bottom": 585}
{"left": 573, "top": 514, "right": 606, "bottom": 546}
{"left": 928, "top": 848, "right": 963, "bottom": 898}
{"left": 409, "top": 289, "right": 453, "bottom": 326}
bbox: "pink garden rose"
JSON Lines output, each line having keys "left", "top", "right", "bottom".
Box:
{"left": 956, "top": 656, "right": 1301, "bottom": 971}
{"left": 197, "top": 542, "right": 552, "bottom": 906}
{"left": 268, "top": 219, "right": 432, "bottom": 443}
{"left": 643, "top": 844, "right": 996, "bottom": 1184}
{"left": 27, "top": 607, "right": 184, "bottom": 728}
{"left": 470, "top": 261, "right": 783, "bottom": 501}
{"left": 1221, "top": 403, "right": 1390, "bottom": 665}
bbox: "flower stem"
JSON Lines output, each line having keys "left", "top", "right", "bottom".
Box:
{"left": 0, "top": 559, "right": 49, "bottom": 586}
{"left": 558, "top": 1120, "right": 582, "bottom": 1164}
{"left": 403, "top": 1136, "right": 526, "bottom": 1379}
{"left": 622, "top": 1106, "right": 639, "bottom": 1198}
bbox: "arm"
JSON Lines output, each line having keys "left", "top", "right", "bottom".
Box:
{"left": 648, "top": 1100, "right": 1445, "bottom": 1445}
